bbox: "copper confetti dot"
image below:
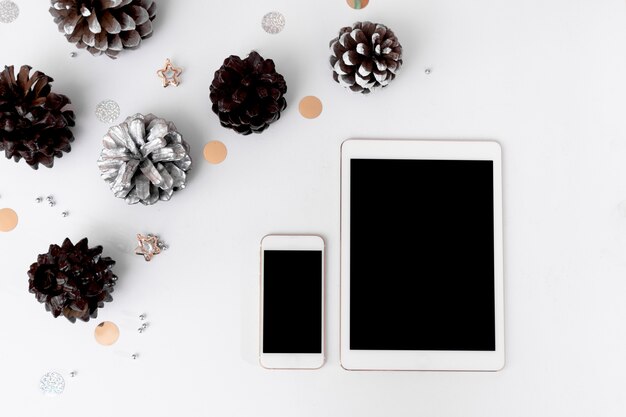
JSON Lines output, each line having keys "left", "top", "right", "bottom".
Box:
{"left": 346, "top": 0, "right": 369, "bottom": 9}
{"left": 203, "top": 141, "right": 228, "bottom": 164}
{"left": 262, "top": 11, "right": 285, "bottom": 34}
{"left": 94, "top": 321, "right": 120, "bottom": 346}
{"left": 0, "top": 208, "right": 18, "bottom": 232}
{"left": 299, "top": 96, "right": 323, "bottom": 119}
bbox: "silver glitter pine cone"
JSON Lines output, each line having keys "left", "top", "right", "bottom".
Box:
{"left": 49, "top": 0, "right": 157, "bottom": 59}
{"left": 329, "top": 21, "right": 403, "bottom": 94}
{"left": 98, "top": 113, "right": 191, "bottom": 205}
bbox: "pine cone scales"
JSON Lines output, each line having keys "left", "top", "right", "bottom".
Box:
{"left": 28, "top": 238, "right": 117, "bottom": 323}
{"left": 330, "top": 21, "right": 403, "bottom": 94}
{"left": 49, "top": 0, "right": 157, "bottom": 58}
{"left": 0, "top": 65, "right": 75, "bottom": 169}
{"left": 210, "top": 51, "right": 287, "bottom": 135}
{"left": 98, "top": 113, "right": 192, "bottom": 205}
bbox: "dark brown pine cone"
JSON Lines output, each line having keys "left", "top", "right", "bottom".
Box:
{"left": 330, "top": 21, "right": 403, "bottom": 94}
{"left": 210, "top": 51, "right": 287, "bottom": 135}
{"left": 0, "top": 65, "right": 75, "bottom": 169}
{"left": 49, "top": 0, "right": 157, "bottom": 59}
{"left": 28, "top": 238, "right": 118, "bottom": 323}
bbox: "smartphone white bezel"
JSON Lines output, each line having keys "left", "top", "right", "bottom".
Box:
{"left": 260, "top": 234, "right": 326, "bottom": 370}
{"left": 340, "top": 139, "right": 505, "bottom": 371}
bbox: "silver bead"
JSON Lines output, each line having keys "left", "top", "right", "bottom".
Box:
{"left": 48, "top": 201, "right": 55, "bottom": 207}
{"left": 69, "top": 371, "right": 77, "bottom": 378}
{"left": 131, "top": 353, "right": 139, "bottom": 360}
{"left": 141, "top": 322, "right": 149, "bottom": 329}
{"left": 70, "top": 52, "right": 77, "bottom": 58}
{"left": 35, "top": 197, "right": 42, "bottom": 203}
{"left": 425, "top": 68, "right": 431, "bottom": 75}
{"left": 62, "top": 211, "right": 69, "bottom": 217}
{"left": 46, "top": 196, "right": 53, "bottom": 202}
{"left": 137, "top": 327, "right": 144, "bottom": 334}
{"left": 139, "top": 314, "right": 146, "bottom": 321}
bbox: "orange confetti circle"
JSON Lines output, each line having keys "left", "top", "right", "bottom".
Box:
{"left": 0, "top": 208, "right": 18, "bottom": 232}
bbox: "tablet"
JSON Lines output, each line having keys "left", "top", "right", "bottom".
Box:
{"left": 340, "top": 139, "right": 504, "bottom": 371}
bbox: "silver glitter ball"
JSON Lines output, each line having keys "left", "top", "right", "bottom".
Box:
{"left": 95, "top": 100, "right": 121, "bottom": 124}
{"left": 262, "top": 11, "right": 285, "bottom": 34}
{"left": 0, "top": 0, "right": 19, "bottom": 24}
{"left": 40, "top": 372, "right": 65, "bottom": 396}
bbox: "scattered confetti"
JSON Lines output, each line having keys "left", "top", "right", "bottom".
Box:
{"left": 0, "top": 1, "right": 19, "bottom": 24}
{"left": 203, "top": 141, "right": 228, "bottom": 164}
{"left": 262, "top": 11, "right": 285, "bottom": 34}
{"left": 40, "top": 372, "right": 65, "bottom": 396}
{"left": 346, "top": 0, "right": 369, "bottom": 9}
{"left": 299, "top": 96, "right": 323, "bottom": 119}
{"left": 0, "top": 208, "right": 18, "bottom": 232}
{"left": 95, "top": 100, "right": 120, "bottom": 124}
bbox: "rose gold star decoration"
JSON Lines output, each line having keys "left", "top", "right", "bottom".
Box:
{"left": 135, "top": 234, "right": 162, "bottom": 261}
{"left": 156, "top": 58, "right": 182, "bottom": 87}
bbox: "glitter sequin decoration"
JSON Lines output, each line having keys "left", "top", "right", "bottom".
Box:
{"left": 0, "top": 0, "right": 19, "bottom": 24}
{"left": 347, "top": 0, "right": 369, "bottom": 9}
{"left": 262, "top": 11, "right": 285, "bottom": 34}
{"left": 40, "top": 372, "right": 65, "bottom": 396}
{"left": 95, "top": 100, "right": 121, "bottom": 124}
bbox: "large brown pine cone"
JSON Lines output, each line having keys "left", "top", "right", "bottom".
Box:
{"left": 210, "top": 51, "right": 287, "bottom": 135}
{"left": 28, "top": 238, "right": 117, "bottom": 323}
{"left": 49, "top": 0, "right": 157, "bottom": 59}
{"left": 0, "top": 65, "right": 75, "bottom": 169}
{"left": 330, "top": 21, "right": 403, "bottom": 94}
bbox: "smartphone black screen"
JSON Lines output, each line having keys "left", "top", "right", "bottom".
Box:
{"left": 350, "top": 158, "right": 496, "bottom": 351}
{"left": 263, "top": 250, "right": 323, "bottom": 354}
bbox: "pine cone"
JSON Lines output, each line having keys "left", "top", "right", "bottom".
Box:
{"left": 329, "top": 21, "right": 403, "bottom": 94}
{"left": 0, "top": 65, "right": 75, "bottom": 169}
{"left": 98, "top": 113, "right": 192, "bottom": 205}
{"left": 28, "top": 238, "right": 117, "bottom": 323}
{"left": 210, "top": 51, "right": 287, "bottom": 135}
{"left": 49, "top": 0, "right": 157, "bottom": 59}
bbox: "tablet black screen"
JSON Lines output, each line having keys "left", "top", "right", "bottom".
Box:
{"left": 350, "top": 159, "right": 496, "bottom": 351}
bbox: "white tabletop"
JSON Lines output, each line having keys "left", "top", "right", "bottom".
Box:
{"left": 1, "top": 0, "right": 625, "bottom": 415}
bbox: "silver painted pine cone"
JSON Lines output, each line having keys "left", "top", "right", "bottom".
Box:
{"left": 49, "top": 0, "right": 157, "bottom": 59}
{"left": 329, "top": 21, "right": 403, "bottom": 94}
{"left": 98, "top": 113, "right": 191, "bottom": 205}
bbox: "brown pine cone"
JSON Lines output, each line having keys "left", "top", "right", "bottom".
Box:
{"left": 210, "top": 51, "right": 287, "bottom": 135}
{"left": 49, "top": 0, "right": 157, "bottom": 59}
{"left": 28, "top": 238, "right": 117, "bottom": 323}
{"left": 330, "top": 21, "right": 403, "bottom": 94}
{"left": 0, "top": 65, "right": 75, "bottom": 169}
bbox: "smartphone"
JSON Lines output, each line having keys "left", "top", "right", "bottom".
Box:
{"left": 259, "top": 235, "right": 325, "bottom": 369}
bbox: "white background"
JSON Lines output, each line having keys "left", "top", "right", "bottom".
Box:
{"left": 1, "top": 0, "right": 626, "bottom": 415}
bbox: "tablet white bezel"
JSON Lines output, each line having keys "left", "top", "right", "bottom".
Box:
{"left": 340, "top": 139, "right": 504, "bottom": 371}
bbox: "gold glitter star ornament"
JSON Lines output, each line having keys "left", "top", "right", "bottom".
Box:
{"left": 157, "top": 58, "right": 182, "bottom": 87}
{"left": 135, "top": 234, "right": 162, "bottom": 261}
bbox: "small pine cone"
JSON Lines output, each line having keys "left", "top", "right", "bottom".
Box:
{"left": 49, "top": 0, "right": 157, "bottom": 59}
{"left": 28, "top": 238, "right": 117, "bottom": 323}
{"left": 0, "top": 65, "right": 75, "bottom": 169}
{"left": 210, "top": 51, "right": 287, "bottom": 135}
{"left": 98, "top": 113, "right": 192, "bottom": 205}
{"left": 330, "top": 21, "right": 403, "bottom": 94}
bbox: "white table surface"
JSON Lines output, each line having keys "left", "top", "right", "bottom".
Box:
{"left": 2, "top": 0, "right": 626, "bottom": 415}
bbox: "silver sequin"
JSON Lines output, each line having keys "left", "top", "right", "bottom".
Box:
{"left": 95, "top": 100, "right": 121, "bottom": 124}
{"left": 262, "top": 11, "right": 285, "bottom": 34}
{"left": 40, "top": 372, "right": 65, "bottom": 396}
{"left": 0, "top": 1, "right": 19, "bottom": 24}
